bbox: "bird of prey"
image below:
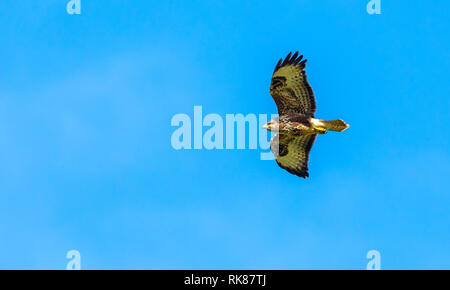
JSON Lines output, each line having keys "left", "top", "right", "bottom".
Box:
{"left": 263, "top": 51, "right": 349, "bottom": 178}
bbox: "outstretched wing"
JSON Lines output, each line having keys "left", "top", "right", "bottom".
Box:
{"left": 269, "top": 51, "right": 316, "bottom": 116}
{"left": 270, "top": 133, "right": 317, "bottom": 178}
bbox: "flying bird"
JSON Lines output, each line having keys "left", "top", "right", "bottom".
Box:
{"left": 264, "top": 51, "right": 349, "bottom": 178}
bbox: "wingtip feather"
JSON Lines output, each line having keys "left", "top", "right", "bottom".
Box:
{"left": 273, "top": 51, "right": 308, "bottom": 73}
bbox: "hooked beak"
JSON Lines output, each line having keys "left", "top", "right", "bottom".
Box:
{"left": 263, "top": 124, "right": 269, "bottom": 129}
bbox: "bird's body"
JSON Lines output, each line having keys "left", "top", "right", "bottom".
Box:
{"left": 264, "top": 51, "right": 349, "bottom": 178}
{"left": 264, "top": 114, "right": 348, "bottom": 135}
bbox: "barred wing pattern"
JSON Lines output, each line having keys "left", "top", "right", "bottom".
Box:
{"left": 269, "top": 51, "right": 316, "bottom": 116}
{"left": 270, "top": 133, "right": 317, "bottom": 178}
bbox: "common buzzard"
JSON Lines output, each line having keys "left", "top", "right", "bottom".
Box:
{"left": 264, "top": 51, "right": 349, "bottom": 178}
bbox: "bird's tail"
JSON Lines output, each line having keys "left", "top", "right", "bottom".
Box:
{"left": 318, "top": 119, "right": 349, "bottom": 132}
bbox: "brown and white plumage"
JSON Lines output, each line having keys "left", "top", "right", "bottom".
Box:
{"left": 265, "top": 51, "right": 349, "bottom": 178}
{"left": 270, "top": 133, "right": 316, "bottom": 178}
{"left": 270, "top": 51, "right": 316, "bottom": 116}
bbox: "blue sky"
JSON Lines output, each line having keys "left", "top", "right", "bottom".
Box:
{"left": 0, "top": 0, "right": 449, "bottom": 269}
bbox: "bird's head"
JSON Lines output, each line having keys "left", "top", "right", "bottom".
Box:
{"left": 263, "top": 119, "right": 279, "bottom": 132}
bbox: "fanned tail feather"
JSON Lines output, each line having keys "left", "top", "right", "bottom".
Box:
{"left": 321, "top": 119, "right": 349, "bottom": 132}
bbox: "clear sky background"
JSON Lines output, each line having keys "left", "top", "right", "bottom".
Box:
{"left": 0, "top": 1, "right": 449, "bottom": 269}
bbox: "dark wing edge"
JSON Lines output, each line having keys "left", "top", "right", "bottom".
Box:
{"left": 269, "top": 51, "right": 316, "bottom": 116}
{"left": 271, "top": 133, "right": 317, "bottom": 178}
{"left": 273, "top": 51, "right": 307, "bottom": 74}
